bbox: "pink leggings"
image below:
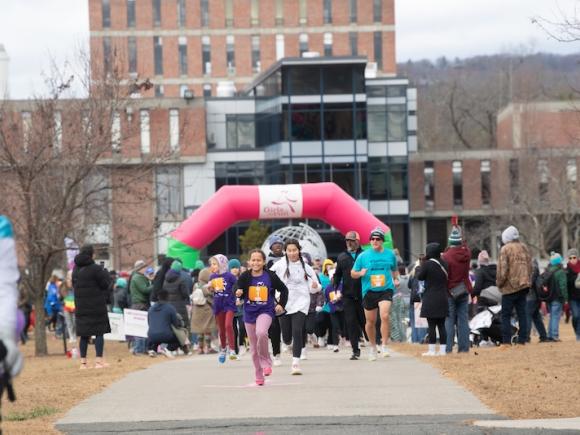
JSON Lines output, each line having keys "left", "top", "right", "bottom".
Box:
{"left": 245, "top": 314, "right": 273, "bottom": 381}
{"left": 215, "top": 311, "right": 235, "bottom": 350}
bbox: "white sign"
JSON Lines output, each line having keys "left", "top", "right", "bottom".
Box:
{"left": 123, "top": 309, "right": 149, "bottom": 338}
{"left": 104, "top": 312, "right": 125, "bottom": 341}
{"left": 259, "top": 184, "right": 303, "bottom": 219}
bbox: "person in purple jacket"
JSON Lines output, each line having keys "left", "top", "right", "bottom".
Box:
{"left": 236, "top": 249, "right": 288, "bottom": 386}
{"left": 208, "top": 254, "right": 238, "bottom": 363}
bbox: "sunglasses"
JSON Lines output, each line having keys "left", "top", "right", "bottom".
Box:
{"left": 570, "top": 256, "right": 577, "bottom": 260}
{"left": 346, "top": 239, "right": 358, "bottom": 242}
{"left": 370, "top": 237, "right": 383, "bottom": 242}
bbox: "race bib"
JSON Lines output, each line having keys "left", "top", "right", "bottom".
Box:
{"left": 211, "top": 278, "right": 225, "bottom": 292}
{"left": 370, "top": 274, "right": 386, "bottom": 288}
{"left": 329, "top": 291, "right": 336, "bottom": 302}
{"left": 249, "top": 285, "right": 268, "bottom": 302}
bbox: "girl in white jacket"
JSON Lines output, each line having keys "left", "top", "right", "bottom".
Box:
{"left": 270, "top": 239, "right": 321, "bottom": 375}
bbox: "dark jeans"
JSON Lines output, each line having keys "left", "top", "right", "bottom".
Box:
{"left": 79, "top": 335, "right": 104, "bottom": 358}
{"left": 280, "top": 312, "right": 307, "bottom": 358}
{"left": 427, "top": 317, "right": 447, "bottom": 345}
{"left": 343, "top": 297, "right": 366, "bottom": 354}
{"left": 501, "top": 289, "right": 528, "bottom": 344}
{"left": 526, "top": 298, "right": 547, "bottom": 341}
{"left": 268, "top": 316, "right": 281, "bottom": 356}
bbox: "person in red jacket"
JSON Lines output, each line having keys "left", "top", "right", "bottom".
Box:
{"left": 441, "top": 225, "right": 472, "bottom": 353}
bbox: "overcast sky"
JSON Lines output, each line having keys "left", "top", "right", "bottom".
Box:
{"left": 0, "top": 0, "right": 579, "bottom": 99}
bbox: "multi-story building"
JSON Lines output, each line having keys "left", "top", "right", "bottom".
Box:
{"left": 89, "top": 0, "right": 396, "bottom": 97}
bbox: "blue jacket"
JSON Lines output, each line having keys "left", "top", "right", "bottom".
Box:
{"left": 147, "top": 302, "right": 179, "bottom": 343}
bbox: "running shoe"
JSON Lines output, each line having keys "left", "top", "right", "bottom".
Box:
{"left": 368, "top": 348, "right": 377, "bottom": 361}
{"left": 273, "top": 356, "right": 282, "bottom": 366}
{"left": 300, "top": 348, "right": 307, "bottom": 360}
{"left": 218, "top": 349, "right": 226, "bottom": 364}
{"left": 381, "top": 346, "right": 391, "bottom": 358}
{"left": 291, "top": 363, "right": 302, "bottom": 375}
{"left": 163, "top": 348, "right": 175, "bottom": 359}
{"left": 263, "top": 367, "right": 272, "bottom": 376}
{"left": 229, "top": 349, "right": 239, "bottom": 360}
{"left": 256, "top": 378, "right": 265, "bottom": 386}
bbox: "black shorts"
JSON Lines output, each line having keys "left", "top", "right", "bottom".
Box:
{"left": 363, "top": 290, "right": 393, "bottom": 310}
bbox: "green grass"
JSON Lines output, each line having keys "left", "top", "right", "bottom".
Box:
{"left": 4, "top": 406, "right": 58, "bottom": 421}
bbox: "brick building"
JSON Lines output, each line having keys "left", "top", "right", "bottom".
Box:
{"left": 89, "top": 0, "right": 396, "bottom": 97}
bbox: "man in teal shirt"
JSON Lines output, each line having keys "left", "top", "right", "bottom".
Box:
{"left": 351, "top": 227, "right": 399, "bottom": 361}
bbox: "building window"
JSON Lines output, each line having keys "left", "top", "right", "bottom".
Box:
{"left": 128, "top": 37, "right": 137, "bottom": 74}
{"left": 156, "top": 167, "right": 182, "bottom": 219}
{"left": 567, "top": 159, "right": 577, "bottom": 184}
{"left": 251, "top": 0, "right": 259, "bottom": 25}
{"left": 367, "top": 106, "right": 387, "bottom": 142}
{"left": 276, "top": 34, "right": 285, "bottom": 60}
{"left": 367, "top": 157, "right": 408, "bottom": 201}
{"left": 201, "top": 0, "right": 209, "bottom": 26}
{"left": 424, "top": 161, "right": 434, "bottom": 208}
{"left": 225, "top": 0, "right": 233, "bottom": 26}
{"left": 203, "top": 84, "right": 212, "bottom": 97}
{"left": 153, "top": 0, "right": 161, "bottom": 26}
{"left": 103, "top": 37, "right": 112, "bottom": 74}
{"left": 323, "top": 0, "right": 332, "bottom": 24}
{"left": 178, "top": 36, "right": 188, "bottom": 75}
{"left": 374, "top": 31, "right": 383, "bottom": 69}
{"left": 349, "top": 32, "right": 358, "bottom": 55}
{"left": 202, "top": 36, "right": 211, "bottom": 74}
{"left": 387, "top": 104, "right": 406, "bottom": 141}
{"left": 169, "top": 109, "right": 179, "bottom": 152}
{"left": 21, "top": 112, "right": 31, "bottom": 150}
{"left": 140, "top": 110, "right": 150, "bottom": 154}
{"left": 509, "top": 158, "right": 519, "bottom": 204}
{"left": 155, "top": 85, "right": 164, "bottom": 97}
{"left": 226, "top": 35, "right": 235, "bottom": 73}
{"left": 299, "top": 0, "right": 307, "bottom": 24}
{"left": 177, "top": 0, "right": 186, "bottom": 27}
{"left": 111, "top": 111, "right": 121, "bottom": 152}
{"left": 154, "top": 36, "right": 163, "bottom": 75}
{"left": 226, "top": 115, "right": 256, "bottom": 149}
{"left": 373, "top": 0, "right": 382, "bottom": 22}
{"left": 251, "top": 36, "right": 261, "bottom": 73}
{"left": 275, "top": 0, "right": 283, "bottom": 25}
{"left": 323, "top": 33, "right": 333, "bottom": 56}
{"left": 299, "top": 33, "right": 309, "bottom": 56}
{"left": 349, "top": 0, "right": 357, "bottom": 23}
{"left": 481, "top": 160, "right": 491, "bottom": 206}
{"left": 53, "top": 111, "right": 62, "bottom": 152}
{"left": 538, "top": 159, "right": 549, "bottom": 201}
{"left": 452, "top": 160, "right": 463, "bottom": 207}
{"left": 127, "top": 0, "right": 136, "bottom": 27}
{"left": 102, "top": 0, "right": 111, "bottom": 28}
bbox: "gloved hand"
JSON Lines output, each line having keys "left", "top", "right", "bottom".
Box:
{"left": 1, "top": 339, "right": 23, "bottom": 378}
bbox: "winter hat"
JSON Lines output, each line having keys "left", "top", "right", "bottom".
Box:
{"left": 269, "top": 235, "right": 284, "bottom": 249}
{"left": 194, "top": 260, "right": 205, "bottom": 270}
{"left": 133, "top": 260, "right": 147, "bottom": 271}
{"left": 322, "top": 259, "right": 335, "bottom": 274}
{"left": 369, "top": 227, "right": 385, "bottom": 241}
{"left": 448, "top": 226, "right": 462, "bottom": 246}
{"left": 501, "top": 226, "right": 519, "bottom": 244}
{"left": 115, "top": 278, "right": 127, "bottom": 288}
{"left": 197, "top": 268, "right": 211, "bottom": 285}
{"left": 567, "top": 248, "right": 578, "bottom": 258}
{"left": 477, "top": 250, "right": 490, "bottom": 266}
{"left": 345, "top": 230, "right": 360, "bottom": 241}
{"left": 550, "top": 252, "right": 562, "bottom": 266}
{"left": 228, "top": 258, "right": 241, "bottom": 270}
{"left": 170, "top": 260, "right": 183, "bottom": 272}
{"left": 425, "top": 242, "right": 442, "bottom": 260}
{"left": 210, "top": 254, "right": 229, "bottom": 274}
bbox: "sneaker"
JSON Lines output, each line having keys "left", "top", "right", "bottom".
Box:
{"left": 349, "top": 353, "right": 359, "bottom": 360}
{"left": 229, "top": 350, "right": 239, "bottom": 360}
{"left": 148, "top": 350, "right": 157, "bottom": 357}
{"left": 218, "top": 349, "right": 226, "bottom": 364}
{"left": 163, "top": 348, "right": 175, "bottom": 359}
{"left": 317, "top": 337, "right": 326, "bottom": 348}
{"left": 368, "top": 348, "right": 377, "bottom": 361}
{"left": 291, "top": 363, "right": 302, "bottom": 375}
{"left": 281, "top": 344, "right": 289, "bottom": 354}
{"left": 422, "top": 350, "right": 437, "bottom": 357}
{"left": 256, "top": 378, "right": 265, "bottom": 386}
{"left": 381, "top": 346, "right": 390, "bottom": 358}
{"left": 330, "top": 345, "right": 339, "bottom": 353}
{"left": 263, "top": 367, "right": 272, "bottom": 376}
{"left": 300, "top": 348, "right": 307, "bottom": 360}
{"left": 273, "top": 356, "right": 282, "bottom": 366}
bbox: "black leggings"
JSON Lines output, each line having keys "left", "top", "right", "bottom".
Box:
{"left": 269, "top": 317, "right": 282, "bottom": 356}
{"left": 427, "top": 318, "right": 447, "bottom": 345}
{"left": 79, "top": 335, "right": 104, "bottom": 358}
{"left": 280, "top": 312, "right": 307, "bottom": 358}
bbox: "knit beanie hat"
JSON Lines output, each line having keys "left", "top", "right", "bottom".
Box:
{"left": 501, "top": 226, "right": 519, "bottom": 244}
{"left": 477, "top": 250, "right": 490, "bottom": 266}
{"left": 369, "top": 227, "right": 385, "bottom": 241}
{"left": 550, "top": 252, "right": 562, "bottom": 266}
{"left": 567, "top": 248, "right": 578, "bottom": 258}
{"left": 115, "top": 277, "right": 127, "bottom": 288}
{"left": 194, "top": 260, "right": 205, "bottom": 270}
{"left": 228, "top": 258, "right": 241, "bottom": 270}
{"left": 269, "top": 235, "right": 284, "bottom": 249}
{"left": 170, "top": 260, "right": 183, "bottom": 272}
{"left": 448, "top": 226, "right": 462, "bottom": 246}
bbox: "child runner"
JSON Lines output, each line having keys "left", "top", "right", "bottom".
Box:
{"left": 236, "top": 249, "right": 288, "bottom": 386}
{"left": 271, "top": 239, "right": 321, "bottom": 375}
{"left": 208, "top": 254, "right": 238, "bottom": 363}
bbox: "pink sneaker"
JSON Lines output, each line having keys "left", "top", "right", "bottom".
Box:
{"left": 255, "top": 378, "right": 265, "bottom": 386}
{"left": 263, "top": 367, "right": 272, "bottom": 376}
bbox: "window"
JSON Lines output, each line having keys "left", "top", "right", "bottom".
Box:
{"left": 387, "top": 85, "right": 407, "bottom": 98}
{"left": 299, "top": 33, "right": 309, "bottom": 56}
{"left": 111, "top": 112, "right": 121, "bottom": 152}
{"left": 53, "top": 111, "right": 62, "bottom": 151}
{"left": 203, "top": 84, "right": 212, "bottom": 97}
{"left": 323, "top": 33, "right": 333, "bottom": 56}
{"left": 251, "top": 0, "right": 259, "bottom": 25}
{"left": 85, "top": 170, "right": 111, "bottom": 223}
{"left": 225, "top": 0, "right": 233, "bottom": 26}
{"left": 349, "top": 32, "right": 358, "bottom": 55}
{"left": 424, "top": 161, "right": 434, "bottom": 208}
{"left": 323, "top": 0, "right": 332, "bottom": 24}
{"left": 226, "top": 115, "right": 255, "bottom": 149}
{"left": 202, "top": 36, "right": 211, "bottom": 74}
{"left": 387, "top": 104, "right": 406, "bottom": 141}
{"left": 276, "top": 34, "right": 285, "bottom": 60}
{"left": 374, "top": 31, "right": 383, "bottom": 69}
{"left": 102, "top": 0, "right": 111, "bottom": 28}
{"left": 155, "top": 85, "right": 164, "bottom": 97}
{"left": 299, "top": 0, "right": 307, "bottom": 24}
{"left": 367, "top": 157, "right": 408, "bottom": 201}
{"left": 156, "top": 167, "right": 182, "bottom": 219}
{"left": 177, "top": 0, "right": 186, "bottom": 27}
{"left": 275, "top": 0, "right": 283, "bottom": 25}
{"left": 140, "top": 110, "right": 150, "bottom": 154}
{"left": 128, "top": 37, "right": 137, "bottom": 74}
{"left": 154, "top": 36, "right": 163, "bottom": 75}
{"left": 127, "top": 0, "right": 136, "bottom": 27}
{"left": 452, "top": 161, "right": 463, "bottom": 207}
{"left": 538, "top": 159, "right": 549, "bottom": 201}
{"left": 324, "top": 103, "right": 354, "bottom": 140}
{"left": 226, "top": 35, "right": 235, "bottom": 73}
{"left": 567, "top": 159, "right": 577, "bottom": 184}
{"left": 103, "top": 37, "right": 112, "bottom": 74}
{"left": 283, "top": 104, "right": 321, "bottom": 141}
{"left": 251, "top": 36, "right": 261, "bottom": 73}
{"left": 367, "top": 107, "right": 387, "bottom": 142}
{"left": 287, "top": 66, "right": 320, "bottom": 95}
{"left": 153, "top": 0, "right": 161, "bottom": 26}
{"left": 201, "top": 0, "right": 209, "bottom": 26}
{"left": 481, "top": 160, "right": 491, "bottom": 206}
{"left": 509, "top": 158, "right": 519, "bottom": 204}
{"left": 179, "top": 85, "right": 189, "bottom": 97}
{"left": 169, "top": 109, "right": 179, "bottom": 151}
{"left": 349, "top": 0, "right": 357, "bottom": 23}
{"left": 373, "top": 0, "right": 382, "bottom": 22}
{"left": 178, "top": 36, "right": 188, "bottom": 75}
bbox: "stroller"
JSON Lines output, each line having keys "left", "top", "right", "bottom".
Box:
{"left": 470, "top": 286, "right": 518, "bottom": 346}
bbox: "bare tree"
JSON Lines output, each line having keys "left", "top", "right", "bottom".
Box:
{"left": 533, "top": 2, "right": 580, "bottom": 42}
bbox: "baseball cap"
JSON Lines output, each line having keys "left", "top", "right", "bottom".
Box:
{"left": 345, "top": 231, "right": 360, "bottom": 241}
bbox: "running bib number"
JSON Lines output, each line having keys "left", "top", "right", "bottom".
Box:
{"left": 329, "top": 291, "right": 337, "bottom": 302}
{"left": 370, "top": 274, "right": 386, "bottom": 288}
{"left": 249, "top": 286, "right": 268, "bottom": 302}
{"left": 211, "top": 278, "right": 225, "bottom": 292}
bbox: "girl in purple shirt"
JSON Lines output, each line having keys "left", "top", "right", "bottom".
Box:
{"left": 236, "top": 249, "right": 288, "bottom": 386}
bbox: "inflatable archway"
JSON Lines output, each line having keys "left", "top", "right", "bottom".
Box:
{"left": 167, "top": 182, "right": 392, "bottom": 268}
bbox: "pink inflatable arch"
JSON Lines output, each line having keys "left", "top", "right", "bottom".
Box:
{"left": 168, "top": 183, "right": 392, "bottom": 268}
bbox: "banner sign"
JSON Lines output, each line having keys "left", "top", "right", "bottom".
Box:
{"left": 123, "top": 309, "right": 149, "bottom": 338}
{"left": 104, "top": 312, "right": 125, "bottom": 341}
{"left": 259, "top": 184, "right": 303, "bottom": 219}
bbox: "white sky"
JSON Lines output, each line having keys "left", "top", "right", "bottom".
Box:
{"left": 0, "top": 0, "right": 579, "bottom": 99}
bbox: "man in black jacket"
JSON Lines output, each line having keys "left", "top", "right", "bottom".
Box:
{"left": 333, "top": 231, "right": 366, "bottom": 360}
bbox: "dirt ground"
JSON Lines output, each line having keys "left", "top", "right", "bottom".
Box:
{"left": 3, "top": 322, "right": 580, "bottom": 434}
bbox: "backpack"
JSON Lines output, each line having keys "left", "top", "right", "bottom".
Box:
{"left": 191, "top": 286, "right": 206, "bottom": 306}
{"left": 535, "top": 269, "right": 559, "bottom": 302}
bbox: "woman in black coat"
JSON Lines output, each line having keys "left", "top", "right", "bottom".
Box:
{"left": 416, "top": 242, "right": 449, "bottom": 356}
{"left": 72, "top": 245, "right": 112, "bottom": 369}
